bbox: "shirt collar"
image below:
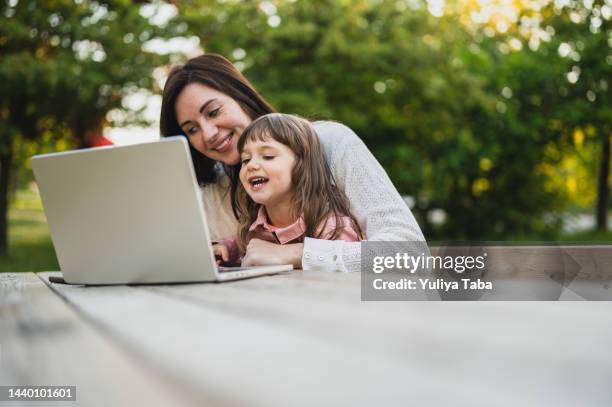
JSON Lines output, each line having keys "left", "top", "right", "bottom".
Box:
{"left": 249, "top": 206, "right": 306, "bottom": 244}
{"left": 249, "top": 206, "right": 269, "bottom": 231}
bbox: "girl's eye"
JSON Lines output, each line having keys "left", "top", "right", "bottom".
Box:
{"left": 241, "top": 158, "right": 250, "bottom": 165}
{"left": 263, "top": 155, "right": 275, "bottom": 160}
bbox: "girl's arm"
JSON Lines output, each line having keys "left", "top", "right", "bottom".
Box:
{"left": 213, "top": 236, "right": 241, "bottom": 266}
{"left": 302, "top": 121, "right": 427, "bottom": 272}
{"left": 241, "top": 239, "right": 304, "bottom": 269}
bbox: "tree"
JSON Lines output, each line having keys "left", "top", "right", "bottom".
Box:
{"left": 451, "top": 0, "right": 611, "bottom": 234}
{"left": 544, "top": 1, "right": 611, "bottom": 231}
{"left": 0, "top": 0, "right": 177, "bottom": 254}
{"left": 178, "top": 0, "right": 578, "bottom": 239}
{"left": 469, "top": 0, "right": 611, "bottom": 232}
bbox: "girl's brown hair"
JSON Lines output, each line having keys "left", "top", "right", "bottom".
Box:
{"left": 160, "top": 53, "right": 275, "bottom": 185}
{"left": 234, "top": 113, "right": 363, "bottom": 251}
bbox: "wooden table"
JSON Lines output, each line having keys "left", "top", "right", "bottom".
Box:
{"left": 2, "top": 271, "right": 612, "bottom": 407}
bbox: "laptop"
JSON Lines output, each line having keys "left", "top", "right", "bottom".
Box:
{"left": 31, "top": 136, "right": 293, "bottom": 285}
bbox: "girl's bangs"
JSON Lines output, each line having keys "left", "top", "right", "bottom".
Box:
{"left": 238, "top": 123, "right": 275, "bottom": 151}
{"left": 247, "top": 127, "right": 273, "bottom": 144}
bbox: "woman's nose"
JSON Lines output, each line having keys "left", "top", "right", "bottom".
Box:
{"left": 200, "top": 120, "right": 218, "bottom": 143}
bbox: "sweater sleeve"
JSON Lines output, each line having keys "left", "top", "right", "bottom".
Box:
{"left": 302, "top": 122, "right": 426, "bottom": 272}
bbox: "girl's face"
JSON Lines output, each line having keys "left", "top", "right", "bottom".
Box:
{"left": 239, "top": 137, "right": 296, "bottom": 208}
{"left": 174, "top": 82, "right": 251, "bottom": 165}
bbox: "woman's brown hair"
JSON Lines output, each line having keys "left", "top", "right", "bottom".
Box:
{"left": 159, "top": 53, "right": 275, "bottom": 185}
{"left": 234, "top": 113, "right": 363, "bottom": 251}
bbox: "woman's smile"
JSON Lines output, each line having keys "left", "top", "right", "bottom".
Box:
{"left": 211, "top": 131, "right": 235, "bottom": 153}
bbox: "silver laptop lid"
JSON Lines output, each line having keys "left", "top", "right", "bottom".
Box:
{"left": 31, "top": 137, "right": 219, "bottom": 284}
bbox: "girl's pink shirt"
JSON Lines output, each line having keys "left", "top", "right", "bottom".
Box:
{"left": 217, "top": 206, "right": 360, "bottom": 264}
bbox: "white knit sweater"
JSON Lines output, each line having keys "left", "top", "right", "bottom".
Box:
{"left": 200, "top": 121, "right": 426, "bottom": 272}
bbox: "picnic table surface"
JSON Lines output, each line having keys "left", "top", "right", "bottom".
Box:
{"left": 1, "top": 270, "right": 612, "bottom": 407}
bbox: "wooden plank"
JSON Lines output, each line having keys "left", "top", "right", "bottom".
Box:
{"left": 39, "top": 272, "right": 449, "bottom": 407}
{"left": 39, "top": 271, "right": 612, "bottom": 407}
{"left": 0, "top": 273, "right": 204, "bottom": 407}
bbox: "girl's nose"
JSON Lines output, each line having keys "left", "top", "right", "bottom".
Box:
{"left": 246, "top": 159, "right": 260, "bottom": 170}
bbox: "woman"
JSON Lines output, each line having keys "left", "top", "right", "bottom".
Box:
{"left": 160, "top": 54, "right": 425, "bottom": 272}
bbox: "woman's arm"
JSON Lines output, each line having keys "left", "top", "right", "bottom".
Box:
{"left": 302, "top": 121, "right": 427, "bottom": 272}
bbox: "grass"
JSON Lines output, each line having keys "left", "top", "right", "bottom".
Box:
{"left": 0, "top": 187, "right": 59, "bottom": 273}
{"left": 558, "top": 229, "right": 612, "bottom": 242}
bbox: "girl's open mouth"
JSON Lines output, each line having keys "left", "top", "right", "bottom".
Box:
{"left": 249, "top": 177, "right": 269, "bottom": 191}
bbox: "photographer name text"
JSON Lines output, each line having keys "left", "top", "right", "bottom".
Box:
{"left": 372, "top": 278, "right": 492, "bottom": 291}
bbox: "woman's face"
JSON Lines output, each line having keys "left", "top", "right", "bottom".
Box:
{"left": 174, "top": 82, "right": 252, "bottom": 165}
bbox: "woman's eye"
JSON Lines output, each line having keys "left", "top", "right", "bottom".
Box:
{"left": 186, "top": 127, "right": 198, "bottom": 135}
{"left": 208, "top": 107, "right": 221, "bottom": 118}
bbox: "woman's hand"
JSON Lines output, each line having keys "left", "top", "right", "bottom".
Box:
{"left": 241, "top": 239, "right": 304, "bottom": 269}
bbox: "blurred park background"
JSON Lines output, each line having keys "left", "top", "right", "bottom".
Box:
{"left": 0, "top": 0, "right": 610, "bottom": 272}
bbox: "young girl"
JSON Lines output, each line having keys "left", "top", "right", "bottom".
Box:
{"left": 213, "top": 113, "right": 362, "bottom": 266}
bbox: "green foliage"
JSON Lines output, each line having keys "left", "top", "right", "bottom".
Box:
{"left": 176, "top": 0, "right": 610, "bottom": 239}
{"left": 0, "top": 0, "right": 177, "bottom": 143}
{"left": 2, "top": 0, "right": 609, "bottom": 245}
{"left": 0, "top": 0, "right": 182, "bottom": 253}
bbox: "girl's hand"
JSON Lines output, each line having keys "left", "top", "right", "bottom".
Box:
{"left": 212, "top": 243, "right": 230, "bottom": 266}
{"left": 242, "top": 239, "right": 304, "bottom": 269}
